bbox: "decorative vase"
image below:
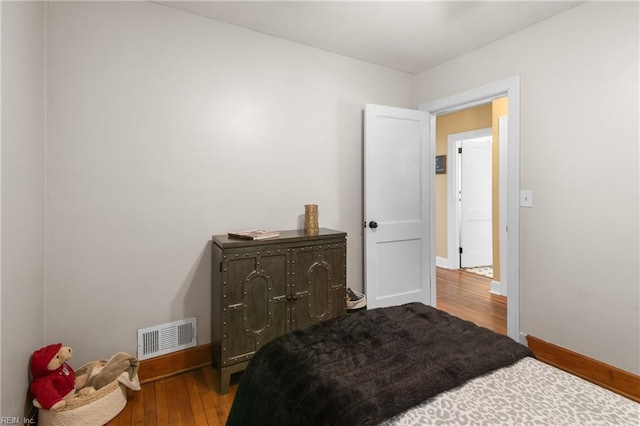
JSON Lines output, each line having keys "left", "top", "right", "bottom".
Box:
{"left": 304, "top": 204, "right": 319, "bottom": 234}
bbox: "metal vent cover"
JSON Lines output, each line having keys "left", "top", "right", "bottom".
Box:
{"left": 137, "top": 317, "right": 197, "bottom": 360}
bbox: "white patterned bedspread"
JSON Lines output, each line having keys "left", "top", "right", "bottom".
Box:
{"left": 381, "top": 357, "right": 639, "bottom": 425}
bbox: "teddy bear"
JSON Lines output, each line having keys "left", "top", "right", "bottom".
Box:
{"left": 29, "top": 343, "right": 95, "bottom": 410}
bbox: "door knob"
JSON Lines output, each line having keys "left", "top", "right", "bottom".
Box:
{"left": 369, "top": 221, "right": 378, "bottom": 229}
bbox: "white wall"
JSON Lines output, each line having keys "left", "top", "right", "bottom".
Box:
{"left": 1, "top": 1, "right": 46, "bottom": 417}
{"left": 417, "top": 1, "right": 639, "bottom": 374}
{"left": 45, "top": 1, "right": 414, "bottom": 364}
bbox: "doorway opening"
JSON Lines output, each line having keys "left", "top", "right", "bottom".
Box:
{"left": 421, "top": 77, "right": 521, "bottom": 343}
{"left": 435, "top": 106, "right": 504, "bottom": 333}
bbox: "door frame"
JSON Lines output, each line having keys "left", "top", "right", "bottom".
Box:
{"left": 420, "top": 76, "right": 522, "bottom": 343}
{"left": 446, "top": 127, "right": 493, "bottom": 270}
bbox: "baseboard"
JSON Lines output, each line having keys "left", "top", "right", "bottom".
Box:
{"left": 435, "top": 256, "right": 450, "bottom": 269}
{"left": 489, "top": 280, "right": 505, "bottom": 296}
{"left": 526, "top": 335, "right": 640, "bottom": 402}
{"left": 138, "top": 343, "right": 212, "bottom": 384}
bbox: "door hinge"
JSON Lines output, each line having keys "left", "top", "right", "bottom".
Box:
{"left": 219, "top": 262, "right": 223, "bottom": 272}
{"left": 459, "top": 247, "right": 463, "bottom": 254}
{"left": 458, "top": 147, "right": 462, "bottom": 154}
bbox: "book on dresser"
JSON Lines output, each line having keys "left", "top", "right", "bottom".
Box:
{"left": 227, "top": 229, "right": 280, "bottom": 240}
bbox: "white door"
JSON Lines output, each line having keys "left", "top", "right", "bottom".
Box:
{"left": 460, "top": 137, "right": 493, "bottom": 267}
{"left": 364, "top": 104, "right": 430, "bottom": 308}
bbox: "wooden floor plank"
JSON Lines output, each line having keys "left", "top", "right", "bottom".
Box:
{"left": 184, "top": 371, "right": 209, "bottom": 425}
{"left": 199, "top": 391, "right": 223, "bottom": 426}
{"left": 142, "top": 382, "right": 157, "bottom": 426}
{"left": 167, "top": 375, "right": 192, "bottom": 426}
{"left": 154, "top": 380, "right": 170, "bottom": 426}
{"left": 127, "top": 388, "right": 145, "bottom": 426}
{"left": 192, "top": 368, "right": 222, "bottom": 426}
{"left": 191, "top": 367, "right": 211, "bottom": 396}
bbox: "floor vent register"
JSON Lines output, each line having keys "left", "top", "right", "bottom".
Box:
{"left": 137, "top": 317, "right": 197, "bottom": 360}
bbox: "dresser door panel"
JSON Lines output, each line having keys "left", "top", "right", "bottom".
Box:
{"left": 291, "top": 243, "right": 346, "bottom": 330}
{"left": 323, "top": 245, "right": 347, "bottom": 318}
{"left": 259, "top": 252, "right": 289, "bottom": 338}
{"left": 223, "top": 251, "right": 287, "bottom": 366}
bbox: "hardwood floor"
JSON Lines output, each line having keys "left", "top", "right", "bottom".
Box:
{"left": 105, "top": 366, "right": 238, "bottom": 426}
{"left": 436, "top": 266, "right": 507, "bottom": 335}
{"left": 107, "top": 267, "right": 504, "bottom": 425}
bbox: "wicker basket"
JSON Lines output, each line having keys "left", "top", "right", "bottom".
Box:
{"left": 346, "top": 289, "right": 367, "bottom": 312}
{"left": 37, "top": 361, "right": 127, "bottom": 426}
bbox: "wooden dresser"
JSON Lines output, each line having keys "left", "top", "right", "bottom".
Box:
{"left": 211, "top": 228, "right": 347, "bottom": 393}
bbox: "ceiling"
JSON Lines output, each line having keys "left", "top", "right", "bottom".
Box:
{"left": 154, "top": 1, "right": 582, "bottom": 74}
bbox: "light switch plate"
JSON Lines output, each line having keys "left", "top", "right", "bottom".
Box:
{"left": 520, "top": 190, "right": 533, "bottom": 207}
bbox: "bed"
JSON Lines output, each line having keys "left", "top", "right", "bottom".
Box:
{"left": 226, "top": 302, "right": 639, "bottom": 425}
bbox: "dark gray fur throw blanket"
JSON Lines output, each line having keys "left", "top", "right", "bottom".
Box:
{"left": 227, "top": 302, "right": 533, "bottom": 425}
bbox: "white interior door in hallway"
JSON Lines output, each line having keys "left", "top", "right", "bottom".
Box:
{"left": 446, "top": 127, "right": 492, "bottom": 271}
{"left": 459, "top": 135, "right": 493, "bottom": 268}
